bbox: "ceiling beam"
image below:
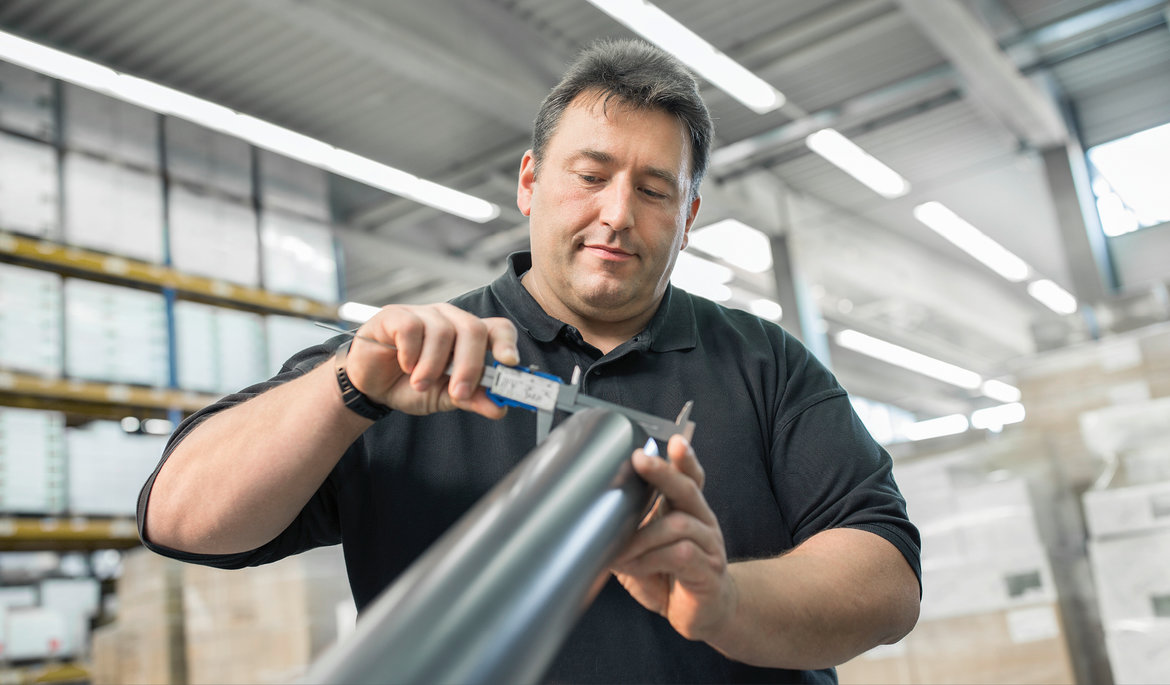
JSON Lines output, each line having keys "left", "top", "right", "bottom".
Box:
{"left": 254, "top": 0, "right": 544, "bottom": 132}
{"left": 895, "top": 0, "right": 1068, "bottom": 149}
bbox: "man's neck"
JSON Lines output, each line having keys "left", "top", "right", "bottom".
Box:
{"left": 521, "top": 272, "right": 653, "bottom": 355}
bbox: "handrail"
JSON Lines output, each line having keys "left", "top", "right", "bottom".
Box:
{"left": 301, "top": 407, "right": 656, "bottom": 685}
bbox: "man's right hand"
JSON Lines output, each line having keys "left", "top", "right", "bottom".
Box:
{"left": 343, "top": 303, "right": 520, "bottom": 419}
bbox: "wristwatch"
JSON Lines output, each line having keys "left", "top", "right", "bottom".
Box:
{"left": 334, "top": 342, "right": 392, "bottom": 421}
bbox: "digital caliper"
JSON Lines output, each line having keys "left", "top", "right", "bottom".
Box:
{"left": 317, "top": 322, "right": 696, "bottom": 444}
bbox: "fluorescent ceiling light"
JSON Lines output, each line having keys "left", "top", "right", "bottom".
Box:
{"left": 585, "top": 0, "right": 784, "bottom": 114}
{"left": 836, "top": 329, "right": 983, "bottom": 389}
{"left": 749, "top": 298, "right": 783, "bottom": 322}
{"left": 971, "top": 403, "right": 1026, "bottom": 431}
{"left": 689, "top": 219, "right": 773, "bottom": 273}
{"left": 1027, "top": 279, "right": 1078, "bottom": 315}
{"left": 671, "top": 251, "right": 732, "bottom": 301}
{"left": 805, "top": 128, "right": 910, "bottom": 199}
{"left": 1088, "top": 121, "right": 1170, "bottom": 235}
{"left": 0, "top": 30, "right": 500, "bottom": 223}
{"left": 904, "top": 414, "right": 970, "bottom": 441}
{"left": 912, "top": 202, "right": 1031, "bottom": 282}
{"left": 980, "top": 379, "right": 1022, "bottom": 403}
{"left": 338, "top": 301, "right": 382, "bottom": 324}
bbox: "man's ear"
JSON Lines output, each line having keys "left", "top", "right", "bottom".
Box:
{"left": 680, "top": 194, "right": 701, "bottom": 250}
{"left": 517, "top": 150, "right": 537, "bottom": 217}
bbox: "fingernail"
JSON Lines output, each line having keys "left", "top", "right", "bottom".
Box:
{"left": 414, "top": 378, "right": 431, "bottom": 392}
{"left": 453, "top": 381, "right": 471, "bottom": 399}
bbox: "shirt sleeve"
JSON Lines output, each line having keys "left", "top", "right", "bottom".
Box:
{"left": 135, "top": 339, "right": 347, "bottom": 569}
{"left": 770, "top": 342, "right": 923, "bottom": 590}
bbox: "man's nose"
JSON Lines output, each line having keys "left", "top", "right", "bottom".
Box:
{"left": 598, "top": 183, "right": 635, "bottom": 232}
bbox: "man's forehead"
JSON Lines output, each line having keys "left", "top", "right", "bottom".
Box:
{"left": 554, "top": 94, "right": 691, "bottom": 169}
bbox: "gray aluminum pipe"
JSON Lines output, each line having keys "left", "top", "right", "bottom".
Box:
{"left": 301, "top": 407, "right": 658, "bottom": 685}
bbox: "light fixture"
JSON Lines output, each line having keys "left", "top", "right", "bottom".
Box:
{"left": 689, "top": 219, "right": 773, "bottom": 273}
{"left": 903, "top": 414, "right": 970, "bottom": 441}
{"left": 980, "top": 379, "right": 1022, "bottom": 403}
{"left": 585, "top": 0, "right": 784, "bottom": 114}
{"left": 912, "top": 202, "right": 1030, "bottom": 282}
{"left": 338, "top": 301, "right": 382, "bottom": 324}
{"left": 0, "top": 30, "right": 500, "bottom": 223}
{"left": 142, "top": 418, "right": 175, "bottom": 435}
{"left": 671, "top": 251, "right": 732, "bottom": 301}
{"left": 1027, "top": 279, "right": 1078, "bottom": 315}
{"left": 805, "top": 129, "right": 911, "bottom": 199}
{"left": 749, "top": 298, "right": 783, "bottom": 322}
{"left": 835, "top": 329, "right": 983, "bottom": 389}
{"left": 971, "top": 403, "right": 1026, "bottom": 431}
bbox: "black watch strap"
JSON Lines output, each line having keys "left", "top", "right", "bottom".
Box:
{"left": 334, "top": 344, "right": 392, "bottom": 421}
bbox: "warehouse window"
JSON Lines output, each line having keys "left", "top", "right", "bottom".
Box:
{"left": 1087, "top": 121, "right": 1170, "bottom": 237}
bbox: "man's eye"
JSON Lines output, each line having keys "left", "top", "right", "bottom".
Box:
{"left": 642, "top": 188, "right": 667, "bottom": 199}
{"left": 580, "top": 175, "right": 601, "bottom": 183}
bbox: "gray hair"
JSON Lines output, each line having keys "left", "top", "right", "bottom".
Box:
{"left": 531, "top": 39, "right": 713, "bottom": 202}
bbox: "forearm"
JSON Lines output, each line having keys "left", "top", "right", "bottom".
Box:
{"left": 143, "top": 359, "right": 373, "bottom": 555}
{"left": 706, "top": 528, "right": 920, "bottom": 670}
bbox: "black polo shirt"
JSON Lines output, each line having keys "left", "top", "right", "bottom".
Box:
{"left": 139, "top": 252, "right": 920, "bottom": 684}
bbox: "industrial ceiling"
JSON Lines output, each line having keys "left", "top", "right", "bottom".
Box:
{"left": 2, "top": 0, "right": 1167, "bottom": 426}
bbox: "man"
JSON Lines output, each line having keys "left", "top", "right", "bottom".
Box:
{"left": 139, "top": 39, "right": 920, "bottom": 683}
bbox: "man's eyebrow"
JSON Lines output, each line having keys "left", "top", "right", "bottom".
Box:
{"left": 570, "top": 148, "right": 681, "bottom": 189}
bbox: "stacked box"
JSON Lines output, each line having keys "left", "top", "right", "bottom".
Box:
{"left": 174, "top": 301, "right": 267, "bottom": 394}
{"left": 0, "top": 407, "right": 66, "bottom": 515}
{"left": 257, "top": 150, "right": 329, "bottom": 222}
{"left": 168, "top": 185, "right": 259, "bottom": 286}
{"left": 3, "top": 606, "right": 69, "bottom": 661}
{"left": 0, "top": 263, "right": 63, "bottom": 377}
{"left": 183, "top": 546, "right": 352, "bottom": 684}
{"left": 265, "top": 315, "right": 329, "bottom": 376}
{"left": 63, "top": 279, "right": 169, "bottom": 387}
{"left": 1086, "top": 525, "right": 1170, "bottom": 684}
{"left": 62, "top": 152, "right": 165, "bottom": 264}
{"left": 108, "top": 548, "right": 187, "bottom": 684}
{"left": 66, "top": 421, "right": 168, "bottom": 517}
{"left": 0, "top": 132, "right": 58, "bottom": 238}
{"left": 61, "top": 84, "right": 158, "bottom": 170}
{"left": 164, "top": 117, "right": 252, "bottom": 199}
{"left": 90, "top": 622, "right": 121, "bottom": 685}
{"left": 0, "top": 61, "right": 55, "bottom": 142}
{"left": 39, "top": 577, "right": 101, "bottom": 657}
{"left": 839, "top": 603, "right": 1075, "bottom": 685}
{"left": 260, "top": 211, "right": 339, "bottom": 303}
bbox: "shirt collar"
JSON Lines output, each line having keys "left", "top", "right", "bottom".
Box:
{"left": 490, "top": 251, "right": 697, "bottom": 352}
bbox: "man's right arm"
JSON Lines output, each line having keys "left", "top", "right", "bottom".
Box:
{"left": 141, "top": 303, "right": 519, "bottom": 555}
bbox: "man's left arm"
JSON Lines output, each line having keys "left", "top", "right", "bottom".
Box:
{"left": 612, "top": 436, "right": 920, "bottom": 671}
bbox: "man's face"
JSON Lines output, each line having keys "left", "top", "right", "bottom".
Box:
{"left": 517, "top": 93, "right": 701, "bottom": 328}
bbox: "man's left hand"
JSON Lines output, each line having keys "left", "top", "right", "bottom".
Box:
{"left": 611, "top": 435, "right": 737, "bottom": 643}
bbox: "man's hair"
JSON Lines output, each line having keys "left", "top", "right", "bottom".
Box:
{"left": 531, "top": 39, "right": 713, "bottom": 202}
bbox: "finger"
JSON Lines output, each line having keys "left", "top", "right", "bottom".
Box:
{"left": 484, "top": 317, "right": 520, "bottom": 366}
{"left": 632, "top": 449, "right": 716, "bottom": 526}
{"left": 617, "top": 510, "right": 724, "bottom": 563}
{"left": 667, "top": 435, "right": 704, "bottom": 489}
{"left": 442, "top": 307, "right": 490, "bottom": 402}
{"left": 405, "top": 307, "right": 457, "bottom": 392}
{"left": 613, "top": 538, "right": 723, "bottom": 586}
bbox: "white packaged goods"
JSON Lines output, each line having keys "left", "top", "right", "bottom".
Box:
{"left": 5, "top": 606, "right": 70, "bottom": 660}
{"left": 260, "top": 211, "right": 340, "bottom": 303}
{"left": 1089, "top": 528, "right": 1170, "bottom": 627}
{"left": 1084, "top": 481, "right": 1170, "bottom": 538}
{"left": 66, "top": 421, "right": 167, "bottom": 517}
{"left": 266, "top": 315, "right": 329, "bottom": 375}
{"left": 63, "top": 152, "right": 165, "bottom": 263}
{"left": 168, "top": 185, "right": 260, "bottom": 286}
{"left": 1104, "top": 622, "right": 1170, "bottom": 685}
{"left": 40, "top": 577, "right": 101, "bottom": 656}
{"left": 0, "top": 61, "right": 55, "bottom": 141}
{"left": 0, "top": 263, "right": 63, "bottom": 377}
{"left": 64, "top": 279, "right": 169, "bottom": 387}
{"left": 61, "top": 84, "right": 158, "bottom": 170}
{"left": 258, "top": 149, "right": 330, "bottom": 221}
{"left": 175, "top": 301, "right": 267, "bottom": 394}
{"left": 164, "top": 116, "right": 252, "bottom": 199}
{"left": 0, "top": 132, "right": 59, "bottom": 238}
{"left": 0, "top": 407, "right": 66, "bottom": 514}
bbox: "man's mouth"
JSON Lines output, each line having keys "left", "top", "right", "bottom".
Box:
{"left": 583, "top": 244, "right": 634, "bottom": 260}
